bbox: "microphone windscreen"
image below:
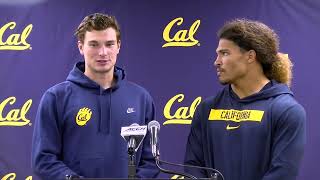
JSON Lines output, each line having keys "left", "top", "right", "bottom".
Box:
{"left": 130, "top": 123, "right": 139, "bottom": 127}
{"left": 148, "top": 120, "right": 160, "bottom": 130}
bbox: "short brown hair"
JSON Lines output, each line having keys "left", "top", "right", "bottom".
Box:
{"left": 75, "top": 13, "right": 121, "bottom": 43}
{"left": 218, "top": 18, "right": 293, "bottom": 86}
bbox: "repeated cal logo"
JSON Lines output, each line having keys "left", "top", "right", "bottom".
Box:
{"left": 162, "top": 17, "right": 200, "bottom": 47}
{"left": 163, "top": 94, "right": 201, "bottom": 125}
{"left": 0, "top": 97, "right": 32, "bottom": 126}
{"left": 0, "top": 22, "right": 32, "bottom": 50}
{"left": 1, "top": 173, "right": 32, "bottom": 180}
{"left": 76, "top": 107, "right": 92, "bottom": 126}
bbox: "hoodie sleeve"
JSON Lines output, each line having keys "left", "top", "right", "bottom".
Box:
{"left": 136, "top": 94, "right": 160, "bottom": 178}
{"left": 184, "top": 102, "right": 208, "bottom": 178}
{"left": 262, "top": 103, "right": 306, "bottom": 180}
{"left": 31, "top": 91, "right": 79, "bottom": 180}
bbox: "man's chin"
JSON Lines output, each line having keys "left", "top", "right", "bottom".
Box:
{"left": 218, "top": 79, "right": 229, "bottom": 85}
{"left": 94, "top": 66, "right": 114, "bottom": 73}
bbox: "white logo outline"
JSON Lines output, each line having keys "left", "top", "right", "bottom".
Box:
{"left": 126, "top": 108, "right": 135, "bottom": 114}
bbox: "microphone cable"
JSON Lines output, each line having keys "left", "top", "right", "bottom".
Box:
{"left": 155, "top": 157, "right": 197, "bottom": 179}
{"left": 157, "top": 158, "right": 225, "bottom": 180}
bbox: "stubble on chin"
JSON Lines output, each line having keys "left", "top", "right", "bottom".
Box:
{"left": 218, "top": 77, "right": 229, "bottom": 85}
{"left": 219, "top": 81, "right": 228, "bottom": 85}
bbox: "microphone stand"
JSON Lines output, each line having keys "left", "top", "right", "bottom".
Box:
{"left": 157, "top": 158, "right": 224, "bottom": 180}
{"left": 128, "top": 140, "right": 136, "bottom": 179}
{"left": 155, "top": 156, "right": 197, "bottom": 179}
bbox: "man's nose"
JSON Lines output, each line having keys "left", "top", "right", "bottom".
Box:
{"left": 214, "top": 56, "right": 220, "bottom": 67}
{"left": 99, "top": 46, "right": 109, "bottom": 56}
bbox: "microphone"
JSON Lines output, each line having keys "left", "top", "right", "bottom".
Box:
{"left": 147, "top": 120, "right": 160, "bottom": 158}
{"left": 145, "top": 121, "right": 225, "bottom": 180}
{"left": 121, "top": 123, "right": 147, "bottom": 154}
{"left": 147, "top": 120, "right": 197, "bottom": 179}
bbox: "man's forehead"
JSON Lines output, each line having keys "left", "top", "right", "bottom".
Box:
{"left": 83, "top": 30, "right": 118, "bottom": 42}
{"left": 216, "top": 39, "right": 239, "bottom": 51}
{"left": 87, "top": 39, "right": 117, "bottom": 43}
{"left": 219, "top": 39, "right": 236, "bottom": 46}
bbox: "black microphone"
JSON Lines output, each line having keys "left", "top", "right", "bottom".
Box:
{"left": 121, "top": 123, "right": 148, "bottom": 179}
{"left": 121, "top": 123, "right": 147, "bottom": 154}
{"left": 147, "top": 120, "right": 160, "bottom": 158}
{"left": 127, "top": 123, "right": 138, "bottom": 153}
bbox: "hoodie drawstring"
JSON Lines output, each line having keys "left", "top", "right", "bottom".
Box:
{"left": 99, "top": 88, "right": 112, "bottom": 134}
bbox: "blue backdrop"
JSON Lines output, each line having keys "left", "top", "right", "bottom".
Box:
{"left": 0, "top": 0, "right": 319, "bottom": 179}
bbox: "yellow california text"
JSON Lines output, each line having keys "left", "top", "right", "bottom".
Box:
{"left": 209, "top": 109, "right": 264, "bottom": 122}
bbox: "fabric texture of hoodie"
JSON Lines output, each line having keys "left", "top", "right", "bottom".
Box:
{"left": 184, "top": 80, "right": 306, "bottom": 180}
{"left": 31, "top": 62, "right": 159, "bottom": 179}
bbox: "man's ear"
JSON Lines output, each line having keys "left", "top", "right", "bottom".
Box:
{"left": 247, "top": 50, "right": 256, "bottom": 63}
{"left": 117, "top": 40, "right": 121, "bottom": 50}
{"left": 78, "top": 41, "right": 84, "bottom": 55}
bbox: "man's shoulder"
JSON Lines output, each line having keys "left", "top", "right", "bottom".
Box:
{"left": 196, "top": 96, "right": 220, "bottom": 112}
{"left": 270, "top": 93, "right": 305, "bottom": 116}
{"left": 201, "top": 87, "right": 227, "bottom": 105}
{"left": 202, "top": 96, "right": 217, "bottom": 105}
{"left": 45, "top": 81, "right": 73, "bottom": 95}
{"left": 272, "top": 93, "right": 301, "bottom": 108}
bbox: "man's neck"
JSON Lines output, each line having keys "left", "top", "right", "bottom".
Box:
{"left": 85, "top": 70, "right": 114, "bottom": 90}
{"left": 231, "top": 76, "right": 270, "bottom": 99}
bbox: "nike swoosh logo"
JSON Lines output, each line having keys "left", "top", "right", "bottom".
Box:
{"left": 226, "top": 124, "right": 240, "bottom": 130}
{"left": 126, "top": 108, "right": 135, "bottom": 113}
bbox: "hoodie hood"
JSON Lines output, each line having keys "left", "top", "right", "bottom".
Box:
{"left": 66, "top": 61, "right": 125, "bottom": 90}
{"left": 229, "top": 80, "right": 293, "bottom": 103}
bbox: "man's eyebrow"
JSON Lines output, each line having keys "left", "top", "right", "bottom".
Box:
{"left": 216, "top": 48, "right": 229, "bottom": 53}
{"left": 88, "top": 40, "right": 98, "bottom": 43}
{"left": 105, "top": 40, "right": 117, "bottom": 43}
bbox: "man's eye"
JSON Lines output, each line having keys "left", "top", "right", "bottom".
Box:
{"left": 89, "top": 44, "right": 98, "bottom": 47}
{"left": 223, "top": 52, "right": 229, "bottom": 56}
{"left": 106, "top": 43, "right": 115, "bottom": 47}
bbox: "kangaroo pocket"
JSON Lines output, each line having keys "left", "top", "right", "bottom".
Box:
{"left": 79, "top": 156, "right": 105, "bottom": 178}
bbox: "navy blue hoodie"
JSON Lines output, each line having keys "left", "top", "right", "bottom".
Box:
{"left": 32, "top": 62, "right": 159, "bottom": 179}
{"left": 184, "top": 81, "right": 306, "bottom": 180}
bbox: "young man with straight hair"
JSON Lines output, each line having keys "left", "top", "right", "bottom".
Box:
{"left": 32, "top": 13, "right": 159, "bottom": 179}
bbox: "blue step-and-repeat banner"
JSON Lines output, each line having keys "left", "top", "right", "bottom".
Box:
{"left": 0, "top": 0, "right": 319, "bottom": 179}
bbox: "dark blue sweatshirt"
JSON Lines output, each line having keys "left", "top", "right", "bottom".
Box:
{"left": 184, "top": 81, "right": 306, "bottom": 180}
{"left": 32, "top": 62, "right": 159, "bottom": 179}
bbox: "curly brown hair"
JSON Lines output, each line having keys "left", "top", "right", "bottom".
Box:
{"left": 75, "top": 13, "right": 121, "bottom": 43}
{"left": 217, "top": 18, "right": 293, "bottom": 86}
